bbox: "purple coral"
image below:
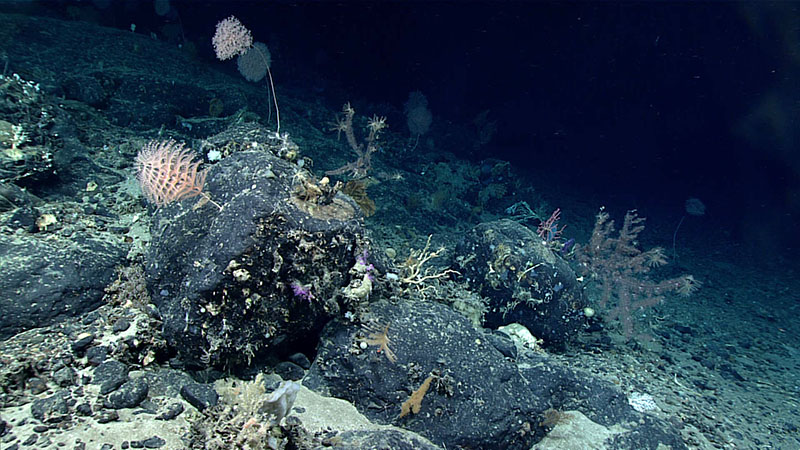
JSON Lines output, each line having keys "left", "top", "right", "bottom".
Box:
{"left": 357, "top": 250, "right": 375, "bottom": 280}
{"left": 291, "top": 281, "right": 314, "bottom": 302}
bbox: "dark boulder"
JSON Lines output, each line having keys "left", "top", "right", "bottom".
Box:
{"left": 0, "top": 234, "right": 124, "bottom": 340}
{"left": 455, "top": 219, "right": 587, "bottom": 349}
{"left": 145, "top": 129, "right": 368, "bottom": 369}
{"left": 304, "top": 299, "right": 686, "bottom": 449}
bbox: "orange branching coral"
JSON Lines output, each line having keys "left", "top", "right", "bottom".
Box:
{"left": 399, "top": 375, "right": 434, "bottom": 418}
{"left": 359, "top": 322, "right": 397, "bottom": 363}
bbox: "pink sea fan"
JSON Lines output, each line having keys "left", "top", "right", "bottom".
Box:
{"left": 135, "top": 139, "right": 207, "bottom": 207}
{"left": 212, "top": 16, "right": 253, "bottom": 61}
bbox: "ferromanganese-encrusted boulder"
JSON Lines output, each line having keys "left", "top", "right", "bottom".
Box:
{"left": 454, "top": 219, "right": 587, "bottom": 349}
{"left": 145, "top": 132, "right": 368, "bottom": 369}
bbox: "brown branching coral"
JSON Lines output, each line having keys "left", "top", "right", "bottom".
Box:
{"left": 577, "top": 209, "right": 700, "bottom": 342}
{"left": 326, "top": 103, "right": 387, "bottom": 179}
